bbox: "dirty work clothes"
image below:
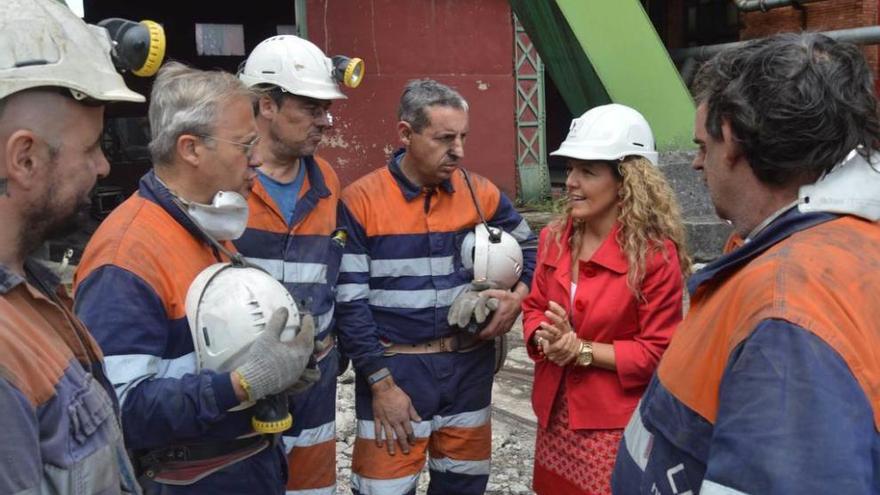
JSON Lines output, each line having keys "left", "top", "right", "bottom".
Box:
{"left": 336, "top": 149, "right": 537, "bottom": 494}
{"left": 234, "top": 155, "right": 342, "bottom": 495}
{"left": 613, "top": 209, "right": 880, "bottom": 494}
{"left": 351, "top": 345, "right": 495, "bottom": 495}
{"left": 336, "top": 149, "right": 537, "bottom": 379}
{"left": 281, "top": 348, "right": 339, "bottom": 495}
{"left": 0, "top": 259, "right": 139, "bottom": 494}
{"left": 74, "top": 170, "right": 286, "bottom": 494}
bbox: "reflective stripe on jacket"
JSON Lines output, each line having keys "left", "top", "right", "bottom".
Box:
{"left": 613, "top": 209, "right": 880, "bottom": 494}
{"left": 73, "top": 171, "right": 290, "bottom": 492}
{"left": 234, "top": 155, "right": 342, "bottom": 494}
{"left": 235, "top": 155, "right": 342, "bottom": 341}
{"left": 336, "top": 149, "right": 537, "bottom": 377}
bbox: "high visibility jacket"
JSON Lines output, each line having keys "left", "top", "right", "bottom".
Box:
{"left": 234, "top": 155, "right": 342, "bottom": 341}
{"left": 613, "top": 209, "right": 880, "bottom": 494}
{"left": 74, "top": 171, "right": 285, "bottom": 492}
{"left": 234, "top": 155, "right": 342, "bottom": 495}
{"left": 336, "top": 149, "right": 538, "bottom": 377}
{"left": 0, "top": 259, "right": 139, "bottom": 494}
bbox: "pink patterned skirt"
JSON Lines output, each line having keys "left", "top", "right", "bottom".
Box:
{"left": 533, "top": 383, "right": 624, "bottom": 495}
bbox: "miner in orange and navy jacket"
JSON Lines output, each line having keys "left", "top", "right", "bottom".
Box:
{"left": 234, "top": 34, "right": 353, "bottom": 495}
{"left": 613, "top": 33, "right": 880, "bottom": 494}
{"left": 0, "top": 1, "right": 145, "bottom": 493}
{"left": 336, "top": 79, "right": 537, "bottom": 495}
{"left": 74, "top": 63, "right": 314, "bottom": 494}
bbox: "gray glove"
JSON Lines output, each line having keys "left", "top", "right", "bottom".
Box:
{"left": 447, "top": 281, "right": 500, "bottom": 328}
{"left": 235, "top": 307, "right": 315, "bottom": 402}
{"left": 285, "top": 314, "right": 322, "bottom": 396}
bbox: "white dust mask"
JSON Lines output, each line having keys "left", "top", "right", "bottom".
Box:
{"left": 182, "top": 191, "right": 249, "bottom": 241}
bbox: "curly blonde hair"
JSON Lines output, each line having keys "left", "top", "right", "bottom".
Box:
{"left": 551, "top": 157, "right": 692, "bottom": 299}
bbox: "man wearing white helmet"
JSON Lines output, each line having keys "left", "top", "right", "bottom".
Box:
{"left": 336, "top": 79, "right": 537, "bottom": 494}
{"left": 236, "top": 35, "right": 359, "bottom": 495}
{"left": 0, "top": 0, "right": 144, "bottom": 492}
{"left": 74, "top": 62, "right": 315, "bottom": 494}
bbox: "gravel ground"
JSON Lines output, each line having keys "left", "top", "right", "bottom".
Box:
{"left": 333, "top": 328, "right": 538, "bottom": 495}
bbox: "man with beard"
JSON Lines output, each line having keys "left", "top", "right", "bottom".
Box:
{"left": 234, "top": 35, "right": 352, "bottom": 495}
{"left": 74, "top": 62, "right": 315, "bottom": 494}
{"left": 0, "top": 0, "right": 144, "bottom": 492}
{"left": 336, "top": 79, "right": 537, "bottom": 494}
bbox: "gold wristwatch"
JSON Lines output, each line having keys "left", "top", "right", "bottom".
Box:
{"left": 575, "top": 340, "right": 593, "bottom": 367}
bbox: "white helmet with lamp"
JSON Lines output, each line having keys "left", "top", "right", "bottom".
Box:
{"left": 238, "top": 35, "right": 363, "bottom": 100}
{"left": 0, "top": 0, "right": 168, "bottom": 102}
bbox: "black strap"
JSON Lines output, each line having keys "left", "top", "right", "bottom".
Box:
{"left": 137, "top": 434, "right": 267, "bottom": 469}
{"left": 459, "top": 168, "right": 502, "bottom": 243}
{"left": 459, "top": 168, "right": 488, "bottom": 226}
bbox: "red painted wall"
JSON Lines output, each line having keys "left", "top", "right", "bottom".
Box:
{"left": 305, "top": 0, "right": 518, "bottom": 197}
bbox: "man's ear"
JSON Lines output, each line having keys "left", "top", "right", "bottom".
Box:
{"left": 398, "top": 121, "right": 413, "bottom": 146}
{"left": 176, "top": 134, "right": 204, "bottom": 169}
{"left": 720, "top": 119, "right": 743, "bottom": 168}
{"left": 258, "top": 95, "right": 278, "bottom": 120}
{"left": 4, "top": 130, "right": 43, "bottom": 191}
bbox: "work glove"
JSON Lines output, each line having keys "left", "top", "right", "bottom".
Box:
{"left": 447, "top": 281, "right": 500, "bottom": 329}
{"left": 285, "top": 314, "right": 323, "bottom": 396}
{"left": 235, "top": 307, "right": 315, "bottom": 402}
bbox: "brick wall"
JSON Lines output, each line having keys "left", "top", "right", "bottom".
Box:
{"left": 740, "top": 0, "right": 879, "bottom": 78}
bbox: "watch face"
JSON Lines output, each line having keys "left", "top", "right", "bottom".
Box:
{"left": 578, "top": 344, "right": 593, "bottom": 366}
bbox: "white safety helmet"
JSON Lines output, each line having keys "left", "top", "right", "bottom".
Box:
{"left": 461, "top": 225, "right": 524, "bottom": 290}
{"left": 239, "top": 35, "right": 348, "bottom": 100}
{"left": 185, "top": 262, "right": 301, "bottom": 376}
{"left": 551, "top": 103, "right": 658, "bottom": 166}
{"left": 0, "top": 0, "right": 144, "bottom": 102}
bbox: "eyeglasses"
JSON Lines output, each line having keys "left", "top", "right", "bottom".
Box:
{"left": 196, "top": 134, "right": 261, "bottom": 157}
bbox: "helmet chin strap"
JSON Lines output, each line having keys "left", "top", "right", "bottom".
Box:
{"left": 459, "top": 168, "right": 502, "bottom": 243}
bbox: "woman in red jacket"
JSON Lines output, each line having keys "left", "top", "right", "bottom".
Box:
{"left": 522, "top": 104, "right": 691, "bottom": 495}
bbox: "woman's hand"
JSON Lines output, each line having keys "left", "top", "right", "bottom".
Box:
{"left": 530, "top": 301, "right": 577, "bottom": 366}
{"left": 540, "top": 331, "right": 581, "bottom": 366}
{"left": 537, "top": 301, "right": 573, "bottom": 344}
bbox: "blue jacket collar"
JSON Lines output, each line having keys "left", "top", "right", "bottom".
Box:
{"left": 302, "top": 155, "right": 331, "bottom": 198}
{"left": 388, "top": 148, "right": 455, "bottom": 201}
{"left": 0, "top": 258, "right": 60, "bottom": 296}
{"left": 288, "top": 155, "right": 331, "bottom": 226}
{"left": 688, "top": 208, "right": 837, "bottom": 295}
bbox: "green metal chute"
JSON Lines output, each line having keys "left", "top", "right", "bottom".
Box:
{"left": 509, "top": 0, "right": 610, "bottom": 113}
{"left": 509, "top": 0, "right": 695, "bottom": 151}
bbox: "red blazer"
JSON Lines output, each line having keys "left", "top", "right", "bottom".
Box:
{"left": 522, "top": 220, "right": 683, "bottom": 430}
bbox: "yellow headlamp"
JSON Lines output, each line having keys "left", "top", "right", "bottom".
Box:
{"left": 98, "top": 18, "right": 167, "bottom": 78}
{"left": 332, "top": 55, "right": 365, "bottom": 88}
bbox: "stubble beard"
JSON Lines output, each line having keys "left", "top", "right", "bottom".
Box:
{"left": 20, "top": 179, "right": 91, "bottom": 257}
{"left": 269, "top": 124, "right": 318, "bottom": 164}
